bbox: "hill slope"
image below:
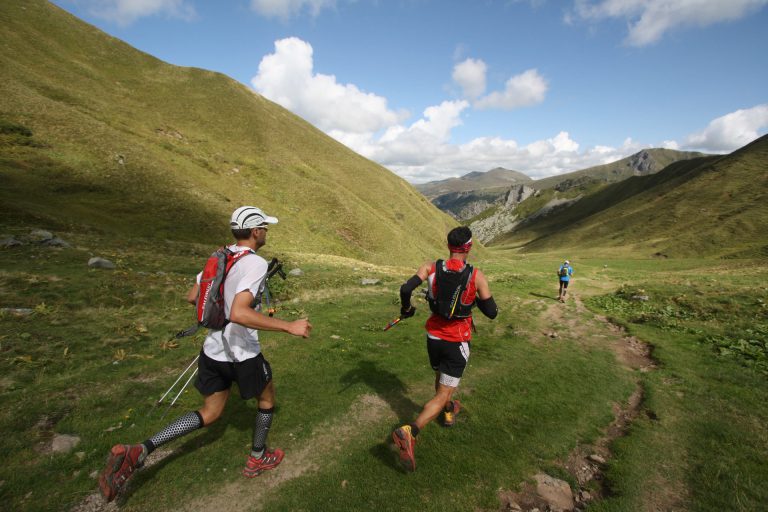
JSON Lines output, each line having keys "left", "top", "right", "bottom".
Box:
{"left": 0, "top": 0, "right": 456, "bottom": 264}
{"left": 492, "top": 135, "right": 768, "bottom": 258}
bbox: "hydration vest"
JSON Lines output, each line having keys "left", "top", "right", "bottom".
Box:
{"left": 195, "top": 246, "right": 254, "bottom": 329}
{"left": 427, "top": 259, "right": 475, "bottom": 319}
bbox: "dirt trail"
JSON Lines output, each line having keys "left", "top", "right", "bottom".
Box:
{"left": 186, "top": 393, "right": 394, "bottom": 510}
{"left": 499, "top": 292, "right": 658, "bottom": 512}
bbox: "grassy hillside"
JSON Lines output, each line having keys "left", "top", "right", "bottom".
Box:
{"left": 532, "top": 148, "right": 704, "bottom": 191}
{"left": 0, "top": 0, "right": 457, "bottom": 265}
{"left": 492, "top": 135, "right": 768, "bottom": 258}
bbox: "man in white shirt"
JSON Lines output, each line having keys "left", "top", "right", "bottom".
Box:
{"left": 99, "top": 206, "right": 312, "bottom": 502}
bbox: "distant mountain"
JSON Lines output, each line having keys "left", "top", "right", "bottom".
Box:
{"left": 0, "top": 0, "right": 456, "bottom": 264}
{"left": 492, "top": 134, "right": 768, "bottom": 258}
{"left": 415, "top": 167, "right": 532, "bottom": 199}
{"left": 416, "top": 148, "right": 704, "bottom": 229}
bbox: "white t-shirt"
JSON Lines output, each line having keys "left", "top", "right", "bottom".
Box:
{"left": 197, "top": 245, "right": 268, "bottom": 362}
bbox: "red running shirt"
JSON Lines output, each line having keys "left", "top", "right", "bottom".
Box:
{"left": 425, "top": 258, "right": 478, "bottom": 342}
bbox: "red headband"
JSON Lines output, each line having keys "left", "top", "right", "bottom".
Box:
{"left": 448, "top": 239, "right": 472, "bottom": 253}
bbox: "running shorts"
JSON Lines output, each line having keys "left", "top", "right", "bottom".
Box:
{"left": 427, "top": 336, "right": 470, "bottom": 386}
{"left": 194, "top": 350, "right": 272, "bottom": 399}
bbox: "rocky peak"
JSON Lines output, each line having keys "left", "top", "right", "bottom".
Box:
{"left": 628, "top": 150, "right": 655, "bottom": 175}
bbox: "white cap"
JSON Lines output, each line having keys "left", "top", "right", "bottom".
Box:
{"left": 230, "top": 206, "right": 278, "bottom": 229}
{"left": 564, "top": 260, "right": 570, "bottom": 264}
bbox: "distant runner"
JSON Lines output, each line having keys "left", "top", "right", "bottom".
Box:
{"left": 557, "top": 259, "right": 574, "bottom": 303}
{"left": 98, "top": 206, "right": 312, "bottom": 502}
{"left": 392, "top": 226, "right": 498, "bottom": 471}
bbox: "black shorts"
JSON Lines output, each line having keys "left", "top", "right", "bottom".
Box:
{"left": 194, "top": 350, "right": 272, "bottom": 400}
{"left": 559, "top": 279, "right": 569, "bottom": 289}
{"left": 427, "top": 336, "right": 470, "bottom": 382}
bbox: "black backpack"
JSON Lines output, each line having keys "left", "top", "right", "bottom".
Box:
{"left": 427, "top": 259, "right": 474, "bottom": 319}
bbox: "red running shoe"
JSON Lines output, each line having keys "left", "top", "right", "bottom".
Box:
{"left": 392, "top": 425, "right": 416, "bottom": 471}
{"left": 443, "top": 399, "right": 462, "bottom": 427}
{"left": 243, "top": 448, "right": 284, "bottom": 478}
{"left": 98, "top": 444, "right": 145, "bottom": 502}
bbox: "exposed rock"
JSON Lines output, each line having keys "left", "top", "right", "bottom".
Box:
{"left": 588, "top": 454, "right": 606, "bottom": 464}
{"left": 629, "top": 150, "right": 656, "bottom": 175}
{"left": 288, "top": 268, "right": 304, "bottom": 276}
{"left": 0, "top": 237, "right": 23, "bottom": 247}
{"left": 88, "top": 257, "right": 115, "bottom": 269}
{"left": 505, "top": 184, "right": 535, "bottom": 207}
{"left": 630, "top": 295, "right": 649, "bottom": 302}
{"left": 1, "top": 308, "right": 34, "bottom": 317}
{"left": 51, "top": 434, "right": 80, "bottom": 454}
{"left": 533, "top": 473, "right": 574, "bottom": 511}
{"left": 470, "top": 209, "right": 521, "bottom": 243}
{"left": 29, "top": 229, "right": 53, "bottom": 242}
{"left": 42, "top": 237, "right": 71, "bottom": 248}
{"left": 361, "top": 278, "right": 380, "bottom": 285}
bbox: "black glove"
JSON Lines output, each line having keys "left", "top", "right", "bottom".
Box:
{"left": 400, "top": 305, "right": 416, "bottom": 319}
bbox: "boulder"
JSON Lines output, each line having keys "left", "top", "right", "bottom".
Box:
{"left": 88, "top": 257, "right": 116, "bottom": 269}
{"left": 533, "top": 473, "right": 574, "bottom": 511}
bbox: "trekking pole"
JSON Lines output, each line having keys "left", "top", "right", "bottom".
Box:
{"left": 160, "top": 366, "right": 198, "bottom": 419}
{"left": 157, "top": 354, "right": 199, "bottom": 405}
{"left": 383, "top": 316, "right": 401, "bottom": 331}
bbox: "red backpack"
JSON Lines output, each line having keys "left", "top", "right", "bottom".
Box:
{"left": 196, "top": 247, "right": 254, "bottom": 329}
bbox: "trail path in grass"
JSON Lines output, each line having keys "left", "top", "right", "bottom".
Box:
{"left": 185, "top": 393, "right": 395, "bottom": 511}
{"left": 500, "top": 291, "right": 665, "bottom": 511}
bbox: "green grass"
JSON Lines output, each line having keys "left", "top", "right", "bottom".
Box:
{"left": 2, "top": 238, "right": 767, "bottom": 511}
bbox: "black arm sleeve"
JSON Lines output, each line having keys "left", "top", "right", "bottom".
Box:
{"left": 399, "top": 275, "right": 423, "bottom": 309}
{"left": 476, "top": 296, "right": 498, "bottom": 319}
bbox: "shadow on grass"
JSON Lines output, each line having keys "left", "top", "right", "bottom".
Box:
{"left": 529, "top": 291, "right": 559, "bottom": 301}
{"left": 339, "top": 359, "right": 421, "bottom": 424}
{"left": 339, "top": 360, "right": 423, "bottom": 473}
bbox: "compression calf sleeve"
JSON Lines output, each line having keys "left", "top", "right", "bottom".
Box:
{"left": 144, "top": 411, "right": 203, "bottom": 453}
{"left": 399, "top": 275, "right": 423, "bottom": 310}
{"left": 251, "top": 407, "right": 274, "bottom": 458}
{"left": 476, "top": 296, "right": 498, "bottom": 319}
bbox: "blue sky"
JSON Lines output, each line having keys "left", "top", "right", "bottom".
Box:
{"left": 51, "top": 0, "right": 768, "bottom": 183}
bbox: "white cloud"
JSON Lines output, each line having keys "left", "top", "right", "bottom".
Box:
{"left": 474, "top": 69, "right": 548, "bottom": 110}
{"left": 251, "top": 37, "right": 406, "bottom": 134}
{"left": 574, "top": 0, "right": 768, "bottom": 46}
{"left": 249, "top": 38, "right": 650, "bottom": 184}
{"left": 250, "top": 0, "right": 337, "bottom": 19}
{"left": 452, "top": 58, "right": 487, "bottom": 99}
{"left": 684, "top": 104, "right": 768, "bottom": 152}
{"left": 78, "top": 0, "right": 196, "bottom": 25}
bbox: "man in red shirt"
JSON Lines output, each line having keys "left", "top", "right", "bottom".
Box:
{"left": 392, "top": 226, "right": 497, "bottom": 471}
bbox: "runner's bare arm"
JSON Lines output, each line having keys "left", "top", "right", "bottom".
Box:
{"left": 475, "top": 270, "right": 492, "bottom": 300}
{"left": 186, "top": 283, "right": 199, "bottom": 305}
{"left": 229, "top": 290, "right": 312, "bottom": 337}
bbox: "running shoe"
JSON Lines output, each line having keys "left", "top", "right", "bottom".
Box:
{"left": 98, "top": 444, "right": 145, "bottom": 502}
{"left": 392, "top": 425, "right": 416, "bottom": 471}
{"left": 243, "top": 448, "right": 284, "bottom": 478}
{"left": 442, "top": 399, "right": 462, "bottom": 427}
